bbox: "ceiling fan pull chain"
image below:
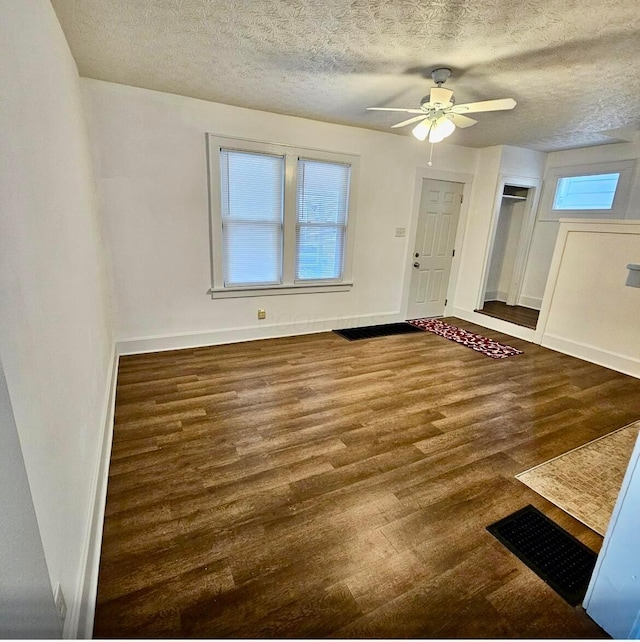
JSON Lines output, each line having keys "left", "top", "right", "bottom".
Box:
{"left": 428, "top": 142, "right": 434, "bottom": 167}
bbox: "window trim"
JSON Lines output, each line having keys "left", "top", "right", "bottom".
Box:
{"left": 538, "top": 160, "right": 636, "bottom": 222}
{"left": 207, "top": 134, "right": 359, "bottom": 298}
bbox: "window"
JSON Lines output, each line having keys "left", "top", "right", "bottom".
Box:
{"left": 539, "top": 160, "right": 635, "bottom": 221}
{"left": 552, "top": 173, "right": 620, "bottom": 211}
{"left": 296, "top": 159, "right": 350, "bottom": 281}
{"left": 208, "top": 136, "right": 358, "bottom": 298}
{"left": 220, "top": 150, "right": 284, "bottom": 287}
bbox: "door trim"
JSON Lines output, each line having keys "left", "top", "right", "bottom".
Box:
{"left": 477, "top": 175, "right": 542, "bottom": 312}
{"left": 401, "top": 167, "right": 474, "bottom": 320}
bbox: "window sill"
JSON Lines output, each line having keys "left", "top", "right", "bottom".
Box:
{"left": 209, "top": 282, "right": 353, "bottom": 299}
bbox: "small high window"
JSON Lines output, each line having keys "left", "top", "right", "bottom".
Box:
{"left": 552, "top": 173, "right": 620, "bottom": 211}
{"left": 538, "top": 160, "right": 635, "bottom": 221}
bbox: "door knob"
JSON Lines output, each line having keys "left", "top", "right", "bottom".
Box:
{"left": 413, "top": 262, "right": 420, "bottom": 268}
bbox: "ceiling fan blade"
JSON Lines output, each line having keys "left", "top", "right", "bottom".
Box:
{"left": 391, "top": 115, "right": 428, "bottom": 129}
{"left": 366, "top": 107, "right": 425, "bottom": 113}
{"left": 451, "top": 98, "right": 517, "bottom": 114}
{"left": 429, "top": 87, "right": 454, "bottom": 107}
{"left": 446, "top": 113, "right": 478, "bottom": 128}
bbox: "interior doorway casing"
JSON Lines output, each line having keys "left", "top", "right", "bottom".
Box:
{"left": 477, "top": 175, "right": 542, "bottom": 313}
{"left": 401, "top": 167, "right": 474, "bottom": 321}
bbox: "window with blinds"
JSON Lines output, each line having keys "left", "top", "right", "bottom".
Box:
{"left": 208, "top": 135, "right": 358, "bottom": 298}
{"left": 220, "top": 150, "right": 284, "bottom": 286}
{"left": 296, "top": 159, "right": 350, "bottom": 281}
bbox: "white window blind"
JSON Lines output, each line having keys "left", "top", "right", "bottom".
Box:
{"left": 220, "top": 149, "right": 284, "bottom": 286}
{"left": 296, "top": 159, "right": 351, "bottom": 281}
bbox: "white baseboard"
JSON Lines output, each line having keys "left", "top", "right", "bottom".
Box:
{"left": 518, "top": 295, "right": 542, "bottom": 310}
{"left": 449, "top": 307, "right": 537, "bottom": 343}
{"left": 68, "top": 345, "right": 119, "bottom": 639}
{"left": 541, "top": 333, "right": 640, "bottom": 379}
{"left": 484, "top": 290, "right": 508, "bottom": 302}
{"left": 117, "top": 312, "right": 402, "bottom": 355}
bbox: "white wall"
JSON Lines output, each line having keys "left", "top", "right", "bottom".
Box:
{"left": 521, "top": 142, "right": 640, "bottom": 306}
{"left": 537, "top": 220, "right": 640, "bottom": 377}
{"left": 81, "top": 79, "right": 478, "bottom": 352}
{"left": 519, "top": 218, "right": 558, "bottom": 309}
{"left": 499, "top": 200, "right": 526, "bottom": 296}
{"left": 485, "top": 199, "right": 526, "bottom": 301}
{"left": 0, "top": 358, "right": 60, "bottom": 638}
{"left": 500, "top": 145, "right": 547, "bottom": 179}
{"left": 0, "top": 1, "right": 115, "bottom": 636}
{"left": 450, "top": 146, "right": 503, "bottom": 312}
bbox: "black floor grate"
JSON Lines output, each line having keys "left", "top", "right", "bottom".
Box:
{"left": 487, "top": 504, "right": 598, "bottom": 606}
{"left": 333, "top": 323, "right": 424, "bottom": 341}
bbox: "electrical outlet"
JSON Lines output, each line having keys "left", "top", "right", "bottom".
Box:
{"left": 257, "top": 309, "right": 266, "bottom": 320}
{"left": 53, "top": 583, "right": 67, "bottom": 623}
{"left": 395, "top": 227, "right": 406, "bottom": 237}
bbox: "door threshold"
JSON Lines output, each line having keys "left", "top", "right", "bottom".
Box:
{"left": 475, "top": 301, "right": 539, "bottom": 330}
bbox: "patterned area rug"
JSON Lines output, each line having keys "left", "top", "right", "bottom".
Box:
{"left": 516, "top": 421, "right": 640, "bottom": 536}
{"left": 407, "top": 317, "right": 523, "bottom": 359}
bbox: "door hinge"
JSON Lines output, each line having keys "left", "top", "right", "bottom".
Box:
{"left": 460, "top": 193, "right": 463, "bottom": 203}
{"left": 444, "top": 299, "right": 448, "bottom": 306}
{"left": 452, "top": 249, "right": 455, "bottom": 257}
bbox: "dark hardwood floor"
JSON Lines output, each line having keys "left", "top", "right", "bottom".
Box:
{"left": 94, "top": 318, "right": 640, "bottom": 638}
{"left": 476, "top": 301, "right": 540, "bottom": 329}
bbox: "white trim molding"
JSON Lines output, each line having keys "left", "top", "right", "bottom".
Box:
{"left": 535, "top": 218, "right": 640, "bottom": 377}
{"left": 70, "top": 345, "right": 119, "bottom": 639}
{"left": 517, "top": 295, "right": 542, "bottom": 311}
{"left": 117, "top": 311, "right": 402, "bottom": 355}
{"left": 541, "top": 333, "right": 640, "bottom": 379}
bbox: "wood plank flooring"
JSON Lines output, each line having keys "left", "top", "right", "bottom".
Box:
{"left": 94, "top": 318, "right": 640, "bottom": 638}
{"left": 476, "top": 301, "right": 540, "bottom": 329}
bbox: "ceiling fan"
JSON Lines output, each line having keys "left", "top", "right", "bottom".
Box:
{"left": 367, "top": 68, "right": 517, "bottom": 143}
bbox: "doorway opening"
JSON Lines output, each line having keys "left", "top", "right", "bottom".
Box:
{"left": 477, "top": 182, "right": 540, "bottom": 329}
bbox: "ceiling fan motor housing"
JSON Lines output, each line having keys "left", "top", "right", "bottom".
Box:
{"left": 431, "top": 67, "right": 452, "bottom": 85}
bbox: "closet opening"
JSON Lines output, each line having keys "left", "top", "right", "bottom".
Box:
{"left": 476, "top": 183, "right": 540, "bottom": 329}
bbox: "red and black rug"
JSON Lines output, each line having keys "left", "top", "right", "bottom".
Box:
{"left": 408, "top": 317, "right": 523, "bottom": 359}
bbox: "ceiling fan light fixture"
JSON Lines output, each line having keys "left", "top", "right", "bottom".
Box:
{"left": 428, "top": 117, "right": 456, "bottom": 143}
{"left": 412, "top": 119, "right": 431, "bottom": 141}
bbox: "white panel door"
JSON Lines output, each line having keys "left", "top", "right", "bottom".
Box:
{"left": 406, "top": 179, "right": 463, "bottom": 320}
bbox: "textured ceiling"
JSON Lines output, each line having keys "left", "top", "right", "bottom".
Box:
{"left": 51, "top": 0, "right": 640, "bottom": 151}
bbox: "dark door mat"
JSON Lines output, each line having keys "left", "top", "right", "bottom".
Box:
{"left": 487, "top": 505, "right": 597, "bottom": 606}
{"left": 333, "top": 323, "right": 424, "bottom": 341}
